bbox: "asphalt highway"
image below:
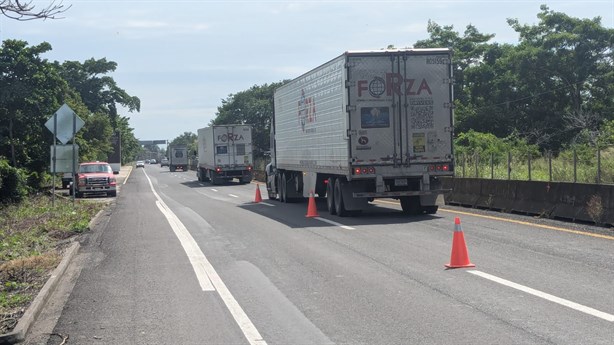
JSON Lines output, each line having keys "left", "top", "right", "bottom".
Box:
{"left": 31, "top": 164, "right": 613, "bottom": 345}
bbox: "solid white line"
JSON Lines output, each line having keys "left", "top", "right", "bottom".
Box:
{"left": 211, "top": 188, "right": 218, "bottom": 192}
{"left": 314, "top": 217, "right": 355, "bottom": 230}
{"left": 229, "top": 194, "right": 239, "bottom": 198}
{"left": 468, "top": 270, "right": 614, "bottom": 322}
{"left": 144, "top": 170, "right": 268, "bottom": 345}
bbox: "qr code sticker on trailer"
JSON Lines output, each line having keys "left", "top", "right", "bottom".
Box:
{"left": 410, "top": 98, "right": 434, "bottom": 129}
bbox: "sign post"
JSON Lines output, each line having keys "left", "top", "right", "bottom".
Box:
{"left": 45, "top": 104, "right": 84, "bottom": 206}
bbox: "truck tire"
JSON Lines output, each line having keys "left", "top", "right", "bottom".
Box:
{"left": 280, "top": 173, "right": 288, "bottom": 203}
{"left": 400, "top": 196, "right": 421, "bottom": 215}
{"left": 326, "top": 177, "right": 336, "bottom": 215}
{"left": 170, "top": 166, "right": 176, "bottom": 172}
{"left": 422, "top": 205, "right": 439, "bottom": 214}
{"left": 334, "top": 178, "right": 348, "bottom": 217}
{"left": 108, "top": 191, "right": 117, "bottom": 197}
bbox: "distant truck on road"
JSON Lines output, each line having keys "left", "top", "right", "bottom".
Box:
{"left": 196, "top": 125, "right": 253, "bottom": 185}
{"left": 266, "top": 48, "right": 455, "bottom": 216}
{"left": 169, "top": 145, "right": 188, "bottom": 172}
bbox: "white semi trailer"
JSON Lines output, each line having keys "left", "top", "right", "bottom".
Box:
{"left": 196, "top": 125, "right": 253, "bottom": 185}
{"left": 266, "top": 49, "right": 455, "bottom": 216}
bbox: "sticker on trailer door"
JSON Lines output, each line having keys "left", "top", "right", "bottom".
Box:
{"left": 413, "top": 133, "right": 426, "bottom": 153}
{"left": 360, "top": 107, "right": 390, "bottom": 128}
{"left": 410, "top": 98, "right": 434, "bottom": 129}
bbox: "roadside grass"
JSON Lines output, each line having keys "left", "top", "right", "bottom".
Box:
{"left": 0, "top": 194, "right": 106, "bottom": 334}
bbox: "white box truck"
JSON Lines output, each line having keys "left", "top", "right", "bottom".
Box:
{"left": 266, "top": 49, "right": 455, "bottom": 216}
{"left": 169, "top": 145, "right": 188, "bottom": 172}
{"left": 196, "top": 125, "right": 253, "bottom": 184}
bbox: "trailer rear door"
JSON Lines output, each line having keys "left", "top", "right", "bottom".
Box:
{"left": 347, "top": 51, "right": 453, "bottom": 167}
{"left": 213, "top": 125, "right": 253, "bottom": 166}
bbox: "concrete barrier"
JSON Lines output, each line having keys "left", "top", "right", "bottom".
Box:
{"left": 443, "top": 177, "right": 614, "bottom": 226}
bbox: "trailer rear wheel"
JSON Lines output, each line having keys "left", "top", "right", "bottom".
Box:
{"left": 334, "top": 178, "right": 348, "bottom": 217}
{"left": 326, "top": 178, "right": 336, "bottom": 215}
{"left": 400, "top": 196, "right": 421, "bottom": 215}
{"left": 422, "top": 205, "right": 439, "bottom": 214}
{"left": 281, "top": 173, "right": 290, "bottom": 203}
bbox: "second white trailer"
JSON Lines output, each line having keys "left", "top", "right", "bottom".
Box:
{"left": 197, "top": 125, "right": 254, "bottom": 184}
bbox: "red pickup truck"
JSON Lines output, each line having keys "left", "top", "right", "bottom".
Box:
{"left": 71, "top": 162, "right": 117, "bottom": 198}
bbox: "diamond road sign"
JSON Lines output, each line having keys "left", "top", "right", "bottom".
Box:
{"left": 45, "top": 104, "right": 84, "bottom": 144}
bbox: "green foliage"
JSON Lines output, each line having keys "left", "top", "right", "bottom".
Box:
{"left": 454, "top": 130, "right": 539, "bottom": 158}
{"left": 0, "top": 40, "right": 141, "bottom": 191}
{"left": 417, "top": 7, "right": 614, "bottom": 152}
{"left": 170, "top": 132, "right": 197, "bottom": 156}
{"left": 212, "top": 82, "right": 284, "bottom": 157}
{"left": 0, "top": 157, "right": 29, "bottom": 203}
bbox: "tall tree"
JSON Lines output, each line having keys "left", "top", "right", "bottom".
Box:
{"left": 213, "top": 82, "right": 284, "bottom": 157}
{"left": 0, "top": 40, "right": 67, "bottom": 173}
{"left": 57, "top": 58, "right": 141, "bottom": 129}
{"left": 506, "top": 5, "right": 614, "bottom": 149}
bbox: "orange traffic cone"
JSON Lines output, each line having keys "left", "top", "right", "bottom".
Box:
{"left": 445, "top": 217, "right": 475, "bottom": 268}
{"left": 254, "top": 184, "right": 263, "bottom": 203}
{"left": 305, "top": 191, "right": 319, "bottom": 217}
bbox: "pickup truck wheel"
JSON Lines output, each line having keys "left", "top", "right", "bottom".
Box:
{"left": 108, "top": 191, "right": 117, "bottom": 197}
{"left": 75, "top": 191, "right": 83, "bottom": 198}
{"left": 326, "top": 178, "right": 336, "bottom": 215}
{"left": 334, "top": 178, "right": 348, "bottom": 217}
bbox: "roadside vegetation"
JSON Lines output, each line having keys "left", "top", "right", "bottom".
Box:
{"left": 0, "top": 195, "right": 106, "bottom": 334}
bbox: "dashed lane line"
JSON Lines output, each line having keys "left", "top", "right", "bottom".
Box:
{"left": 468, "top": 270, "right": 614, "bottom": 322}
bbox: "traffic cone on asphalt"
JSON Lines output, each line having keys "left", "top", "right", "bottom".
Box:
{"left": 254, "top": 184, "right": 263, "bottom": 203}
{"left": 306, "top": 191, "right": 319, "bottom": 218}
{"left": 445, "top": 217, "right": 475, "bottom": 269}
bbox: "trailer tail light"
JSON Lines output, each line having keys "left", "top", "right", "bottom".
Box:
{"left": 429, "top": 164, "right": 450, "bottom": 172}
{"left": 247, "top": 165, "right": 253, "bottom": 171}
{"left": 353, "top": 167, "right": 376, "bottom": 175}
{"left": 215, "top": 167, "right": 222, "bottom": 173}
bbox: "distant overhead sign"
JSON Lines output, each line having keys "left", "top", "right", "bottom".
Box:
{"left": 139, "top": 140, "right": 167, "bottom": 146}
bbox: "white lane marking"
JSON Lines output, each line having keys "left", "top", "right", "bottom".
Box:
{"left": 199, "top": 183, "right": 205, "bottom": 186}
{"left": 314, "top": 217, "right": 355, "bottom": 230}
{"left": 243, "top": 202, "right": 275, "bottom": 207}
{"left": 155, "top": 200, "right": 214, "bottom": 291}
{"left": 211, "top": 188, "right": 219, "bottom": 192}
{"left": 468, "top": 270, "right": 614, "bottom": 322}
{"left": 229, "top": 194, "right": 239, "bottom": 198}
{"left": 144, "top": 170, "right": 268, "bottom": 345}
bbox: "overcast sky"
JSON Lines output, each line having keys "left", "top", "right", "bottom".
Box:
{"left": 1, "top": 0, "right": 613, "bottom": 144}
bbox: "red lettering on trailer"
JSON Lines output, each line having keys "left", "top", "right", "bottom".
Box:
{"left": 358, "top": 80, "right": 368, "bottom": 97}
{"left": 358, "top": 74, "right": 432, "bottom": 97}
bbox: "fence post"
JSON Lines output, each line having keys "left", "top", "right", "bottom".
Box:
{"left": 597, "top": 147, "right": 601, "bottom": 184}
{"left": 462, "top": 153, "right": 466, "bottom": 177}
{"left": 490, "top": 152, "right": 495, "bottom": 180}
{"left": 573, "top": 148, "right": 577, "bottom": 183}
{"left": 475, "top": 151, "right": 479, "bottom": 178}
{"left": 507, "top": 151, "right": 511, "bottom": 180}
{"left": 528, "top": 152, "right": 532, "bottom": 181}
{"left": 548, "top": 150, "right": 552, "bottom": 182}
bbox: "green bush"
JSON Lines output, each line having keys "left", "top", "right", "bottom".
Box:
{"left": 0, "top": 158, "right": 29, "bottom": 203}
